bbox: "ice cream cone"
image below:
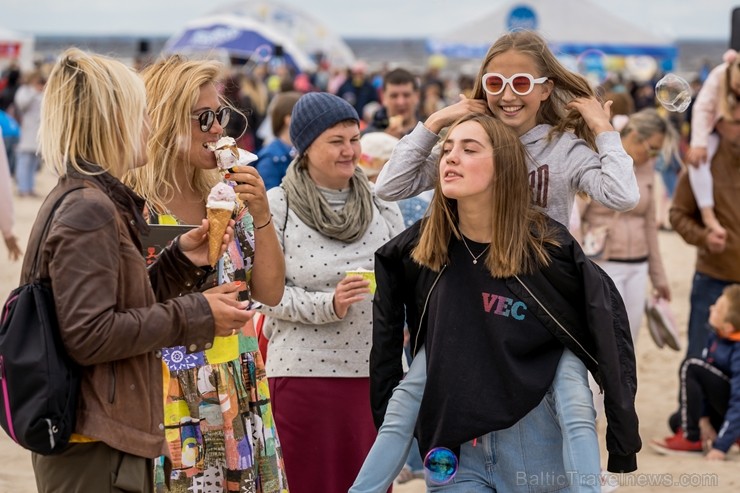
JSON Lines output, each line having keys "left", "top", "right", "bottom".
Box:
{"left": 207, "top": 207, "right": 233, "bottom": 266}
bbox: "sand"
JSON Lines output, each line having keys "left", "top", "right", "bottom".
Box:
{"left": 0, "top": 167, "right": 737, "bottom": 492}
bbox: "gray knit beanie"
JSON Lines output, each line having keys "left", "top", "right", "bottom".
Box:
{"left": 290, "top": 92, "right": 360, "bottom": 155}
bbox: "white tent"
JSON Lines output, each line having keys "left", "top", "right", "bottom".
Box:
{"left": 427, "top": 0, "right": 677, "bottom": 67}
{"left": 208, "top": 1, "right": 356, "bottom": 68}
{"left": 0, "top": 28, "right": 35, "bottom": 72}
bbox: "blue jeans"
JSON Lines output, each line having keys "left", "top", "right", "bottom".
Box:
{"left": 350, "top": 347, "right": 427, "bottom": 493}
{"left": 550, "top": 349, "right": 600, "bottom": 492}
{"left": 3, "top": 135, "right": 18, "bottom": 176}
{"left": 15, "top": 151, "right": 39, "bottom": 195}
{"left": 427, "top": 393, "right": 567, "bottom": 492}
{"left": 350, "top": 348, "right": 599, "bottom": 493}
{"left": 403, "top": 344, "right": 424, "bottom": 473}
{"left": 686, "top": 273, "right": 731, "bottom": 359}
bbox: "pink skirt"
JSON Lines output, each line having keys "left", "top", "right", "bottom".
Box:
{"left": 269, "top": 376, "right": 386, "bottom": 493}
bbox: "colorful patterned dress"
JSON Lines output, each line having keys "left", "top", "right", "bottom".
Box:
{"left": 152, "top": 207, "right": 288, "bottom": 493}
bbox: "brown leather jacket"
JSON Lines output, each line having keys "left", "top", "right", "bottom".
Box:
{"left": 670, "top": 142, "right": 740, "bottom": 282}
{"left": 20, "top": 165, "right": 216, "bottom": 460}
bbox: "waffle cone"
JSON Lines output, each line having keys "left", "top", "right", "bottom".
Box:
{"left": 207, "top": 207, "right": 233, "bottom": 266}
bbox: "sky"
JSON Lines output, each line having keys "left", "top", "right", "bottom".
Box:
{"left": 1, "top": 0, "right": 738, "bottom": 41}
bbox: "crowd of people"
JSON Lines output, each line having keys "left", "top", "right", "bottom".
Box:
{"left": 0, "top": 26, "right": 739, "bottom": 493}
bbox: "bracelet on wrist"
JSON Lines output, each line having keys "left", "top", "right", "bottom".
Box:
{"left": 254, "top": 217, "right": 272, "bottom": 230}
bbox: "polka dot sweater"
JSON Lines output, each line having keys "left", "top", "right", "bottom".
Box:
{"left": 262, "top": 184, "right": 405, "bottom": 378}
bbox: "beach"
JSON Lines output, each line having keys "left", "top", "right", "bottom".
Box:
{"left": 0, "top": 167, "right": 738, "bottom": 492}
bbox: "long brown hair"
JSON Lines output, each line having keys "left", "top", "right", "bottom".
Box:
{"left": 471, "top": 30, "right": 599, "bottom": 149}
{"left": 412, "top": 114, "right": 558, "bottom": 277}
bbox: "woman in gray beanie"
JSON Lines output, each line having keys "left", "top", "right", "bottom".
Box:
{"left": 260, "top": 92, "right": 404, "bottom": 493}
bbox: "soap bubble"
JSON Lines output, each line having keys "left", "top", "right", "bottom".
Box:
{"left": 655, "top": 74, "right": 692, "bottom": 112}
{"left": 424, "top": 447, "right": 458, "bottom": 484}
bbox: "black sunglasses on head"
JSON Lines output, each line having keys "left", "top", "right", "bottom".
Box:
{"left": 192, "top": 107, "right": 231, "bottom": 132}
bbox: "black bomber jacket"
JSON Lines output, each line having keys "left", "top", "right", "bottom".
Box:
{"left": 370, "top": 217, "right": 641, "bottom": 473}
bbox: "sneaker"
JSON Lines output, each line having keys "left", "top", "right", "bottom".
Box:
{"left": 650, "top": 432, "right": 703, "bottom": 455}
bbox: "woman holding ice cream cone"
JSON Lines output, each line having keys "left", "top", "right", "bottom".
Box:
{"left": 124, "top": 55, "right": 287, "bottom": 492}
{"left": 260, "top": 92, "right": 404, "bottom": 493}
{"left": 28, "top": 48, "right": 252, "bottom": 493}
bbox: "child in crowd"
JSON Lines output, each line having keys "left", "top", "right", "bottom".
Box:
{"left": 685, "top": 49, "right": 740, "bottom": 238}
{"left": 652, "top": 284, "right": 740, "bottom": 460}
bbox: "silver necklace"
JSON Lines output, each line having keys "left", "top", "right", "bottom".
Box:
{"left": 460, "top": 235, "right": 490, "bottom": 264}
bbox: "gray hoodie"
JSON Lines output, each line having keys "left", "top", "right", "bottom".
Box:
{"left": 375, "top": 122, "right": 639, "bottom": 226}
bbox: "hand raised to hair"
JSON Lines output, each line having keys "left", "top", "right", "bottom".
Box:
{"left": 424, "top": 94, "right": 490, "bottom": 134}
{"left": 565, "top": 97, "right": 614, "bottom": 135}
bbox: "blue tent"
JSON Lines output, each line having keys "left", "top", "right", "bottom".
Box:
{"left": 164, "top": 15, "right": 317, "bottom": 73}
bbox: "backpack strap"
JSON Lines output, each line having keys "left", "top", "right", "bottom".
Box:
{"left": 29, "top": 186, "right": 86, "bottom": 280}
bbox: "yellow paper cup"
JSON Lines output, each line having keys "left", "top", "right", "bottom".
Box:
{"left": 346, "top": 270, "right": 376, "bottom": 295}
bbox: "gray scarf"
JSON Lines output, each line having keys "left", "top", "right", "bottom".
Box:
{"left": 282, "top": 159, "right": 373, "bottom": 243}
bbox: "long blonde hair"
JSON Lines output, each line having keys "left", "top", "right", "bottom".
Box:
{"left": 471, "top": 30, "right": 599, "bottom": 149}
{"left": 123, "top": 55, "right": 224, "bottom": 214}
{"left": 39, "top": 48, "right": 147, "bottom": 179}
{"left": 412, "top": 114, "right": 557, "bottom": 277}
{"left": 619, "top": 108, "right": 680, "bottom": 164}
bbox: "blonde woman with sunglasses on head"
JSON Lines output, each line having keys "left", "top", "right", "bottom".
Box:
{"left": 124, "top": 56, "right": 287, "bottom": 492}
{"left": 355, "top": 30, "right": 642, "bottom": 493}
{"left": 578, "top": 108, "right": 675, "bottom": 345}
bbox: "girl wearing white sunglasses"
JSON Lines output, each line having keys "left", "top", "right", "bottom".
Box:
{"left": 353, "top": 30, "right": 641, "bottom": 493}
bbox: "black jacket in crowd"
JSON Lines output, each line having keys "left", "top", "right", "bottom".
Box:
{"left": 370, "top": 218, "right": 642, "bottom": 473}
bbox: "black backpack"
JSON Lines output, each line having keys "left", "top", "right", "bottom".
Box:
{"left": 0, "top": 187, "right": 84, "bottom": 455}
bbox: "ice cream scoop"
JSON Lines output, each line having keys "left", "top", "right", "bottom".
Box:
{"left": 207, "top": 182, "right": 237, "bottom": 208}
{"left": 210, "top": 136, "right": 239, "bottom": 171}
{"left": 208, "top": 136, "right": 258, "bottom": 174}
{"left": 206, "top": 182, "right": 237, "bottom": 266}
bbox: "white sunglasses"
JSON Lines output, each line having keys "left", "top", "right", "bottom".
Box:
{"left": 481, "top": 73, "right": 549, "bottom": 96}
